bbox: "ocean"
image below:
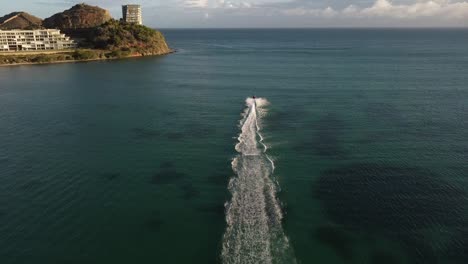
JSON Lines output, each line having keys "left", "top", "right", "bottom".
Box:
{"left": 0, "top": 29, "right": 467, "bottom": 264}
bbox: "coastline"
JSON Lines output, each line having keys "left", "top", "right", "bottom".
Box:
{"left": 0, "top": 49, "right": 175, "bottom": 67}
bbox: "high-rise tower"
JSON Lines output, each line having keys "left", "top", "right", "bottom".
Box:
{"left": 122, "top": 5, "right": 142, "bottom": 25}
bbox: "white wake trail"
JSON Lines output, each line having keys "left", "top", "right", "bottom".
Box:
{"left": 222, "top": 98, "right": 296, "bottom": 264}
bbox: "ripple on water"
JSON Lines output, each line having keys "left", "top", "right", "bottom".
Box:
{"left": 315, "top": 163, "right": 466, "bottom": 232}
{"left": 315, "top": 163, "right": 467, "bottom": 263}
{"left": 166, "top": 132, "right": 184, "bottom": 140}
{"left": 132, "top": 127, "right": 161, "bottom": 139}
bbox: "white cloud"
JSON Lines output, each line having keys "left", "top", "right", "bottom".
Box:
{"left": 342, "top": 5, "right": 359, "bottom": 15}
{"left": 322, "top": 6, "right": 337, "bottom": 17}
{"left": 279, "top": 0, "right": 468, "bottom": 20}
{"left": 182, "top": 0, "right": 468, "bottom": 20}
{"left": 171, "top": 0, "right": 468, "bottom": 27}
{"left": 284, "top": 6, "right": 337, "bottom": 17}
{"left": 183, "top": 0, "right": 210, "bottom": 8}
{"left": 361, "top": 0, "right": 468, "bottom": 19}
{"left": 182, "top": 0, "right": 254, "bottom": 8}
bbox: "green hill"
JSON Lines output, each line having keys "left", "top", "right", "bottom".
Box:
{"left": 86, "top": 19, "right": 171, "bottom": 56}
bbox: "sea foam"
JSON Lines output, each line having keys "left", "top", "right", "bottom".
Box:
{"left": 222, "top": 98, "right": 296, "bottom": 264}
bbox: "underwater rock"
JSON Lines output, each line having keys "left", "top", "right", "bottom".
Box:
{"left": 314, "top": 225, "right": 354, "bottom": 262}
{"left": 370, "top": 250, "right": 400, "bottom": 264}
{"left": 159, "top": 161, "right": 174, "bottom": 169}
{"left": 445, "top": 229, "right": 468, "bottom": 263}
{"left": 315, "top": 163, "right": 465, "bottom": 233}
{"left": 401, "top": 237, "right": 438, "bottom": 264}
{"left": 181, "top": 183, "right": 200, "bottom": 200}
{"left": 151, "top": 163, "right": 186, "bottom": 185}
{"left": 145, "top": 212, "right": 163, "bottom": 231}
{"left": 101, "top": 172, "right": 120, "bottom": 180}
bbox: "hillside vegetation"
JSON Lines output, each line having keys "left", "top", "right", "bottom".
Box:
{"left": 86, "top": 19, "right": 171, "bottom": 56}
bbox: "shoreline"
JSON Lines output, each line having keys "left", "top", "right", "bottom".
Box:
{"left": 0, "top": 49, "right": 175, "bottom": 67}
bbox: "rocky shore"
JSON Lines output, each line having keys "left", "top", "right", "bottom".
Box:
{"left": 0, "top": 49, "right": 175, "bottom": 67}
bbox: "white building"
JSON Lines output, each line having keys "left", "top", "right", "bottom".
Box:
{"left": 0, "top": 29, "right": 76, "bottom": 52}
{"left": 122, "top": 5, "right": 142, "bottom": 25}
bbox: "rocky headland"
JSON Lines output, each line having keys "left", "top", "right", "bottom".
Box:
{"left": 0, "top": 4, "right": 172, "bottom": 66}
{"left": 43, "top": 4, "right": 112, "bottom": 31}
{"left": 0, "top": 12, "right": 43, "bottom": 30}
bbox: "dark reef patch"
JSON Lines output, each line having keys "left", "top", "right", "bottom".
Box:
{"left": 101, "top": 172, "right": 120, "bottom": 181}
{"left": 145, "top": 218, "right": 163, "bottom": 231}
{"left": 400, "top": 236, "right": 438, "bottom": 264}
{"left": 314, "top": 225, "right": 354, "bottom": 262}
{"left": 159, "top": 161, "right": 174, "bottom": 169}
{"left": 180, "top": 183, "right": 200, "bottom": 200}
{"left": 446, "top": 229, "right": 468, "bottom": 263}
{"left": 132, "top": 127, "right": 161, "bottom": 139}
{"left": 315, "top": 163, "right": 466, "bottom": 233}
{"left": 145, "top": 211, "right": 163, "bottom": 231}
{"left": 151, "top": 166, "right": 187, "bottom": 185}
{"left": 370, "top": 250, "right": 400, "bottom": 264}
{"left": 315, "top": 163, "right": 468, "bottom": 263}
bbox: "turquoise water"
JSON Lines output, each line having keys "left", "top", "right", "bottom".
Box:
{"left": 1, "top": 29, "right": 467, "bottom": 264}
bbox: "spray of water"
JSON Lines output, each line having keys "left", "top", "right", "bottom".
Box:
{"left": 222, "top": 98, "right": 296, "bottom": 264}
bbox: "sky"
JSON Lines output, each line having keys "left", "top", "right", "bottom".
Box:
{"left": 1, "top": 0, "right": 468, "bottom": 28}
